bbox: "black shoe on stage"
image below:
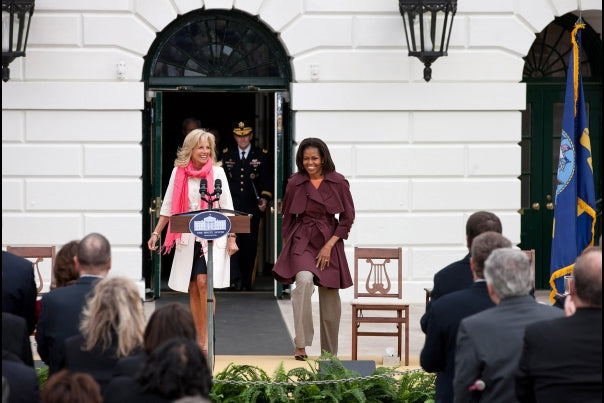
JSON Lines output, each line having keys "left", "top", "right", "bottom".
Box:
{"left": 229, "top": 278, "right": 242, "bottom": 291}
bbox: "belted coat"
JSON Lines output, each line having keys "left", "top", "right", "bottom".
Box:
{"left": 272, "top": 171, "right": 355, "bottom": 289}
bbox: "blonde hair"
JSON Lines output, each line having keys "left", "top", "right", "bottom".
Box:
{"left": 79, "top": 277, "right": 145, "bottom": 357}
{"left": 175, "top": 129, "right": 221, "bottom": 167}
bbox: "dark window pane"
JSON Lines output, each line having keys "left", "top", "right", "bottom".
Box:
{"left": 151, "top": 11, "right": 288, "bottom": 80}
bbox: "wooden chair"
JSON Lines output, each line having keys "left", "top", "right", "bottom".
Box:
{"left": 523, "top": 249, "right": 536, "bottom": 288}
{"left": 351, "top": 247, "right": 409, "bottom": 365}
{"left": 424, "top": 287, "right": 432, "bottom": 308}
{"left": 6, "top": 246, "right": 56, "bottom": 295}
{"left": 424, "top": 249, "right": 536, "bottom": 308}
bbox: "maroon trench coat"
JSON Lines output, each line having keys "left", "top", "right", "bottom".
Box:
{"left": 272, "top": 171, "right": 355, "bottom": 289}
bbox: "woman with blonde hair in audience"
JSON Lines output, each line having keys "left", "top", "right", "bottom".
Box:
{"left": 61, "top": 276, "right": 145, "bottom": 393}
{"left": 112, "top": 302, "right": 197, "bottom": 376}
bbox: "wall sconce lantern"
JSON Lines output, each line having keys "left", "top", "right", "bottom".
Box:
{"left": 398, "top": 0, "right": 457, "bottom": 82}
{"left": 2, "top": 0, "right": 35, "bottom": 82}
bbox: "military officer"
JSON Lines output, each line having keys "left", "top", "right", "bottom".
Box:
{"left": 221, "top": 121, "right": 273, "bottom": 290}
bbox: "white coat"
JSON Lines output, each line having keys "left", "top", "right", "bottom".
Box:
{"left": 160, "top": 165, "right": 233, "bottom": 292}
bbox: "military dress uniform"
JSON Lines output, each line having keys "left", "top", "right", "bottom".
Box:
{"left": 222, "top": 140, "right": 272, "bottom": 290}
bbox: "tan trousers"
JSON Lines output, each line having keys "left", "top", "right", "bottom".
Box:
{"left": 291, "top": 270, "right": 341, "bottom": 355}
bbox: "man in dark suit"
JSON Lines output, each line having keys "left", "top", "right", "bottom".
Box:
{"left": 2, "top": 312, "right": 34, "bottom": 367}
{"left": 421, "top": 232, "right": 512, "bottom": 403}
{"left": 421, "top": 211, "right": 502, "bottom": 332}
{"left": 2, "top": 350, "right": 41, "bottom": 403}
{"left": 221, "top": 120, "right": 272, "bottom": 290}
{"left": 516, "top": 246, "right": 602, "bottom": 402}
{"left": 454, "top": 248, "right": 564, "bottom": 403}
{"left": 2, "top": 251, "right": 37, "bottom": 335}
{"left": 36, "top": 233, "right": 111, "bottom": 375}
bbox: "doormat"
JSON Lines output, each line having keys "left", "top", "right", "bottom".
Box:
{"left": 154, "top": 291, "right": 292, "bottom": 355}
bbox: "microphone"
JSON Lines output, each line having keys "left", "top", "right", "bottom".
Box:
{"left": 199, "top": 179, "right": 207, "bottom": 196}
{"left": 468, "top": 379, "right": 486, "bottom": 392}
{"left": 214, "top": 179, "right": 222, "bottom": 197}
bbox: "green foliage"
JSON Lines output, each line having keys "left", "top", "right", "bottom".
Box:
{"left": 36, "top": 365, "right": 49, "bottom": 390}
{"left": 209, "top": 353, "right": 435, "bottom": 403}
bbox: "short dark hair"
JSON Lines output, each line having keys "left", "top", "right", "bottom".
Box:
{"left": 42, "top": 370, "right": 102, "bottom": 403}
{"left": 466, "top": 211, "right": 502, "bottom": 249}
{"left": 137, "top": 338, "right": 212, "bottom": 399}
{"left": 182, "top": 117, "right": 201, "bottom": 132}
{"left": 573, "top": 246, "right": 602, "bottom": 307}
{"left": 470, "top": 232, "right": 512, "bottom": 278}
{"left": 295, "top": 138, "right": 336, "bottom": 175}
{"left": 76, "top": 233, "right": 111, "bottom": 270}
{"left": 144, "top": 303, "right": 197, "bottom": 354}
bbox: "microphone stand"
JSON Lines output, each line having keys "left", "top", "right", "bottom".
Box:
{"left": 198, "top": 182, "right": 221, "bottom": 370}
{"left": 174, "top": 179, "right": 248, "bottom": 370}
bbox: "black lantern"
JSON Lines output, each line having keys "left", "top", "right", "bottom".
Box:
{"left": 398, "top": 0, "right": 457, "bottom": 82}
{"left": 2, "top": 0, "right": 35, "bottom": 82}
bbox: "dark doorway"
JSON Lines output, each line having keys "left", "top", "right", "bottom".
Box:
{"left": 158, "top": 91, "right": 277, "bottom": 292}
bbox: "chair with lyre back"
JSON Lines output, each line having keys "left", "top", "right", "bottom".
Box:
{"left": 351, "top": 247, "right": 409, "bottom": 365}
{"left": 523, "top": 249, "right": 536, "bottom": 288}
{"left": 6, "top": 246, "right": 56, "bottom": 296}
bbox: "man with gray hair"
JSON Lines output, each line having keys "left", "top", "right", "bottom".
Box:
{"left": 516, "top": 246, "right": 602, "bottom": 402}
{"left": 453, "top": 248, "right": 563, "bottom": 403}
{"left": 36, "top": 232, "right": 112, "bottom": 375}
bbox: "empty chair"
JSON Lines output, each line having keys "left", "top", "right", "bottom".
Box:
{"left": 523, "top": 249, "right": 536, "bottom": 286}
{"left": 6, "top": 246, "right": 56, "bottom": 295}
{"left": 351, "top": 247, "right": 409, "bottom": 365}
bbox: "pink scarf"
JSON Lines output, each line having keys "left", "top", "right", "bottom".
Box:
{"left": 162, "top": 160, "right": 214, "bottom": 254}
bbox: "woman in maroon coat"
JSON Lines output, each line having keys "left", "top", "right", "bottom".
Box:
{"left": 272, "top": 138, "right": 355, "bottom": 360}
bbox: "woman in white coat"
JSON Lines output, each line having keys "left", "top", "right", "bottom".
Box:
{"left": 148, "top": 129, "right": 238, "bottom": 353}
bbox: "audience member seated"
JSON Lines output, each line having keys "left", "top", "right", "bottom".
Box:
{"left": 453, "top": 249, "right": 563, "bottom": 402}
{"left": 2, "top": 312, "right": 34, "bottom": 367}
{"left": 36, "top": 233, "right": 112, "bottom": 375}
{"left": 2, "top": 250, "right": 38, "bottom": 335}
{"left": 50, "top": 240, "right": 80, "bottom": 290}
{"left": 113, "top": 302, "right": 197, "bottom": 376}
{"left": 61, "top": 276, "right": 145, "bottom": 393}
{"left": 516, "top": 246, "right": 602, "bottom": 402}
{"left": 104, "top": 338, "right": 212, "bottom": 403}
{"left": 2, "top": 349, "right": 40, "bottom": 403}
{"left": 421, "top": 211, "right": 502, "bottom": 333}
{"left": 420, "top": 232, "right": 511, "bottom": 402}
{"left": 41, "top": 369, "right": 102, "bottom": 403}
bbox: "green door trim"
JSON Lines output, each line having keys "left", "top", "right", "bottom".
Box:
{"left": 141, "top": 8, "right": 294, "bottom": 297}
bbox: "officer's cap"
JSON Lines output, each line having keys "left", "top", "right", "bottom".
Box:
{"left": 233, "top": 121, "right": 253, "bottom": 136}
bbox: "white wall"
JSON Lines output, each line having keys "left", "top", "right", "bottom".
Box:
{"left": 2, "top": 0, "right": 601, "bottom": 301}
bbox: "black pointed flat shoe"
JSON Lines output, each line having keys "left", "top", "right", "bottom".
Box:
{"left": 294, "top": 354, "right": 308, "bottom": 361}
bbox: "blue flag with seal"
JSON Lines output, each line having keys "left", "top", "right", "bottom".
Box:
{"left": 549, "top": 23, "right": 596, "bottom": 302}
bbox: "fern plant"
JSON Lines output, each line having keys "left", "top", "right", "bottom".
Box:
{"left": 210, "top": 352, "right": 435, "bottom": 403}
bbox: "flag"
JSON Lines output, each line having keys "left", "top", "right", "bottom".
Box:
{"left": 549, "top": 23, "right": 596, "bottom": 302}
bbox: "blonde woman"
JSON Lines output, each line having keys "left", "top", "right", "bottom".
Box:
{"left": 147, "top": 129, "right": 238, "bottom": 353}
{"left": 61, "top": 277, "right": 145, "bottom": 393}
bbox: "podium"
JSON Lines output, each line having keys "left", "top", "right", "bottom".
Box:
{"left": 169, "top": 213, "right": 251, "bottom": 235}
{"left": 168, "top": 210, "right": 251, "bottom": 369}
